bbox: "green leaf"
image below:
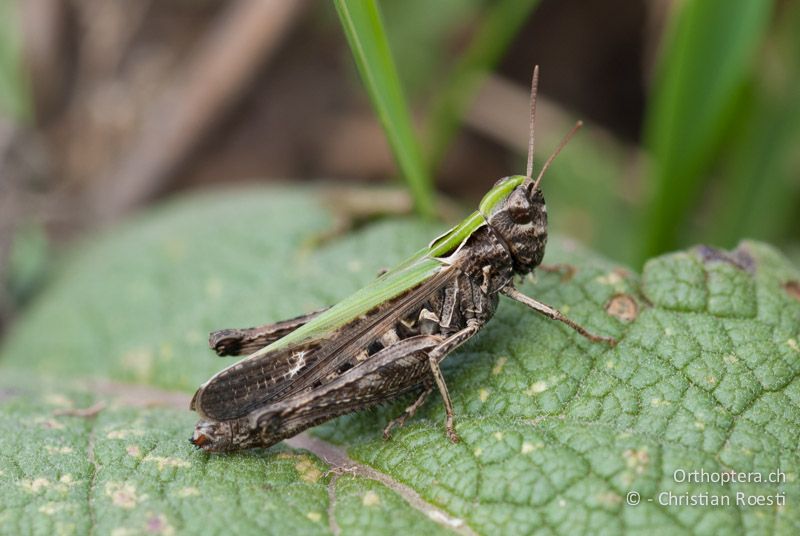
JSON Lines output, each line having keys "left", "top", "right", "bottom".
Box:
{"left": 335, "top": 0, "right": 435, "bottom": 218}
{"left": 641, "top": 0, "right": 773, "bottom": 261}
{"left": 2, "top": 187, "right": 799, "bottom": 534}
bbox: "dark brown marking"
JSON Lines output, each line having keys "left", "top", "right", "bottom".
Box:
{"left": 605, "top": 293, "right": 639, "bottom": 322}
{"left": 784, "top": 281, "right": 800, "bottom": 302}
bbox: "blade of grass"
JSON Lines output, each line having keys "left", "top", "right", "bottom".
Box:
{"left": 380, "top": 0, "right": 484, "bottom": 98}
{"left": 639, "top": 0, "right": 773, "bottom": 262}
{"left": 0, "top": 0, "right": 31, "bottom": 120}
{"left": 708, "top": 2, "right": 800, "bottom": 247}
{"left": 426, "top": 0, "right": 540, "bottom": 169}
{"left": 334, "top": 0, "right": 434, "bottom": 218}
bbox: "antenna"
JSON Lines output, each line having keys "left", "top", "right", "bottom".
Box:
{"left": 526, "top": 65, "right": 539, "bottom": 179}
{"left": 531, "top": 120, "right": 583, "bottom": 192}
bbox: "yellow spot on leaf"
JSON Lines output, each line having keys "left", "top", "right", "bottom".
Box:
{"left": 491, "top": 357, "right": 508, "bottom": 375}
{"left": 45, "top": 445, "right": 74, "bottom": 454}
{"left": 706, "top": 375, "right": 717, "bottom": 385}
{"left": 724, "top": 353, "right": 738, "bottom": 364}
{"left": 788, "top": 339, "right": 799, "bottom": 353}
{"left": 596, "top": 272, "right": 623, "bottom": 286}
{"left": 143, "top": 455, "right": 190, "bottom": 471}
{"left": 38, "top": 502, "right": 64, "bottom": 515}
{"left": 694, "top": 421, "right": 706, "bottom": 430}
{"left": 478, "top": 388, "right": 489, "bottom": 402}
{"left": 623, "top": 448, "right": 650, "bottom": 475}
{"left": 521, "top": 442, "right": 535, "bottom": 454}
{"left": 19, "top": 478, "right": 50, "bottom": 493}
{"left": 362, "top": 490, "right": 381, "bottom": 507}
{"left": 473, "top": 447, "right": 482, "bottom": 458}
{"left": 493, "top": 431, "right": 504, "bottom": 441}
{"left": 106, "top": 482, "right": 141, "bottom": 509}
{"left": 106, "top": 429, "right": 145, "bottom": 440}
{"left": 596, "top": 492, "right": 622, "bottom": 506}
{"left": 295, "top": 456, "right": 322, "bottom": 483}
{"left": 55, "top": 521, "right": 76, "bottom": 536}
{"left": 307, "top": 512, "right": 322, "bottom": 522}
{"left": 177, "top": 487, "right": 200, "bottom": 498}
{"left": 527, "top": 381, "right": 548, "bottom": 395}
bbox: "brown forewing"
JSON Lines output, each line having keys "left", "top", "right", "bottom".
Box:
{"left": 191, "top": 262, "right": 461, "bottom": 421}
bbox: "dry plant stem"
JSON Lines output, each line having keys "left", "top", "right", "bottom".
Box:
{"left": 53, "top": 401, "right": 106, "bottom": 418}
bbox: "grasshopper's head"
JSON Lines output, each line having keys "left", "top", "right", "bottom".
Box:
{"left": 190, "top": 420, "right": 235, "bottom": 452}
{"left": 481, "top": 175, "right": 547, "bottom": 274}
{"left": 478, "top": 67, "right": 581, "bottom": 275}
{"left": 479, "top": 99, "right": 582, "bottom": 274}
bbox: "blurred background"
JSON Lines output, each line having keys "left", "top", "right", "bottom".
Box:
{"left": 0, "top": 0, "right": 798, "bottom": 337}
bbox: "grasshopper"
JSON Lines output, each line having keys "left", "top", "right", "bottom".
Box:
{"left": 190, "top": 67, "right": 616, "bottom": 452}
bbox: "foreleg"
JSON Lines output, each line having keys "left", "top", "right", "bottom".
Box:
{"left": 501, "top": 286, "right": 616, "bottom": 345}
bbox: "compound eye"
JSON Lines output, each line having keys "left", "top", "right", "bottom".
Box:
{"left": 508, "top": 191, "right": 531, "bottom": 223}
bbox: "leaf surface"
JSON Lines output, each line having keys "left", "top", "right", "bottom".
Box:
{"left": 2, "top": 188, "right": 798, "bottom": 535}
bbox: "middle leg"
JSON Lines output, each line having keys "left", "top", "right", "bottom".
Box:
{"left": 427, "top": 319, "right": 483, "bottom": 443}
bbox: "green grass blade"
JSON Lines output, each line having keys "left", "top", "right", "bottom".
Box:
{"left": 708, "top": 91, "right": 800, "bottom": 246}
{"left": 380, "top": 0, "right": 484, "bottom": 98}
{"left": 0, "top": 0, "right": 31, "bottom": 120}
{"left": 708, "top": 3, "right": 800, "bottom": 247}
{"left": 639, "top": 0, "right": 773, "bottom": 262}
{"left": 334, "top": 0, "right": 435, "bottom": 218}
{"left": 426, "top": 0, "right": 541, "bottom": 168}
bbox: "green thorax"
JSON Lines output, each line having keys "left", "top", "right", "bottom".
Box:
{"left": 250, "top": 176, "right": 526, "bottom": 355}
